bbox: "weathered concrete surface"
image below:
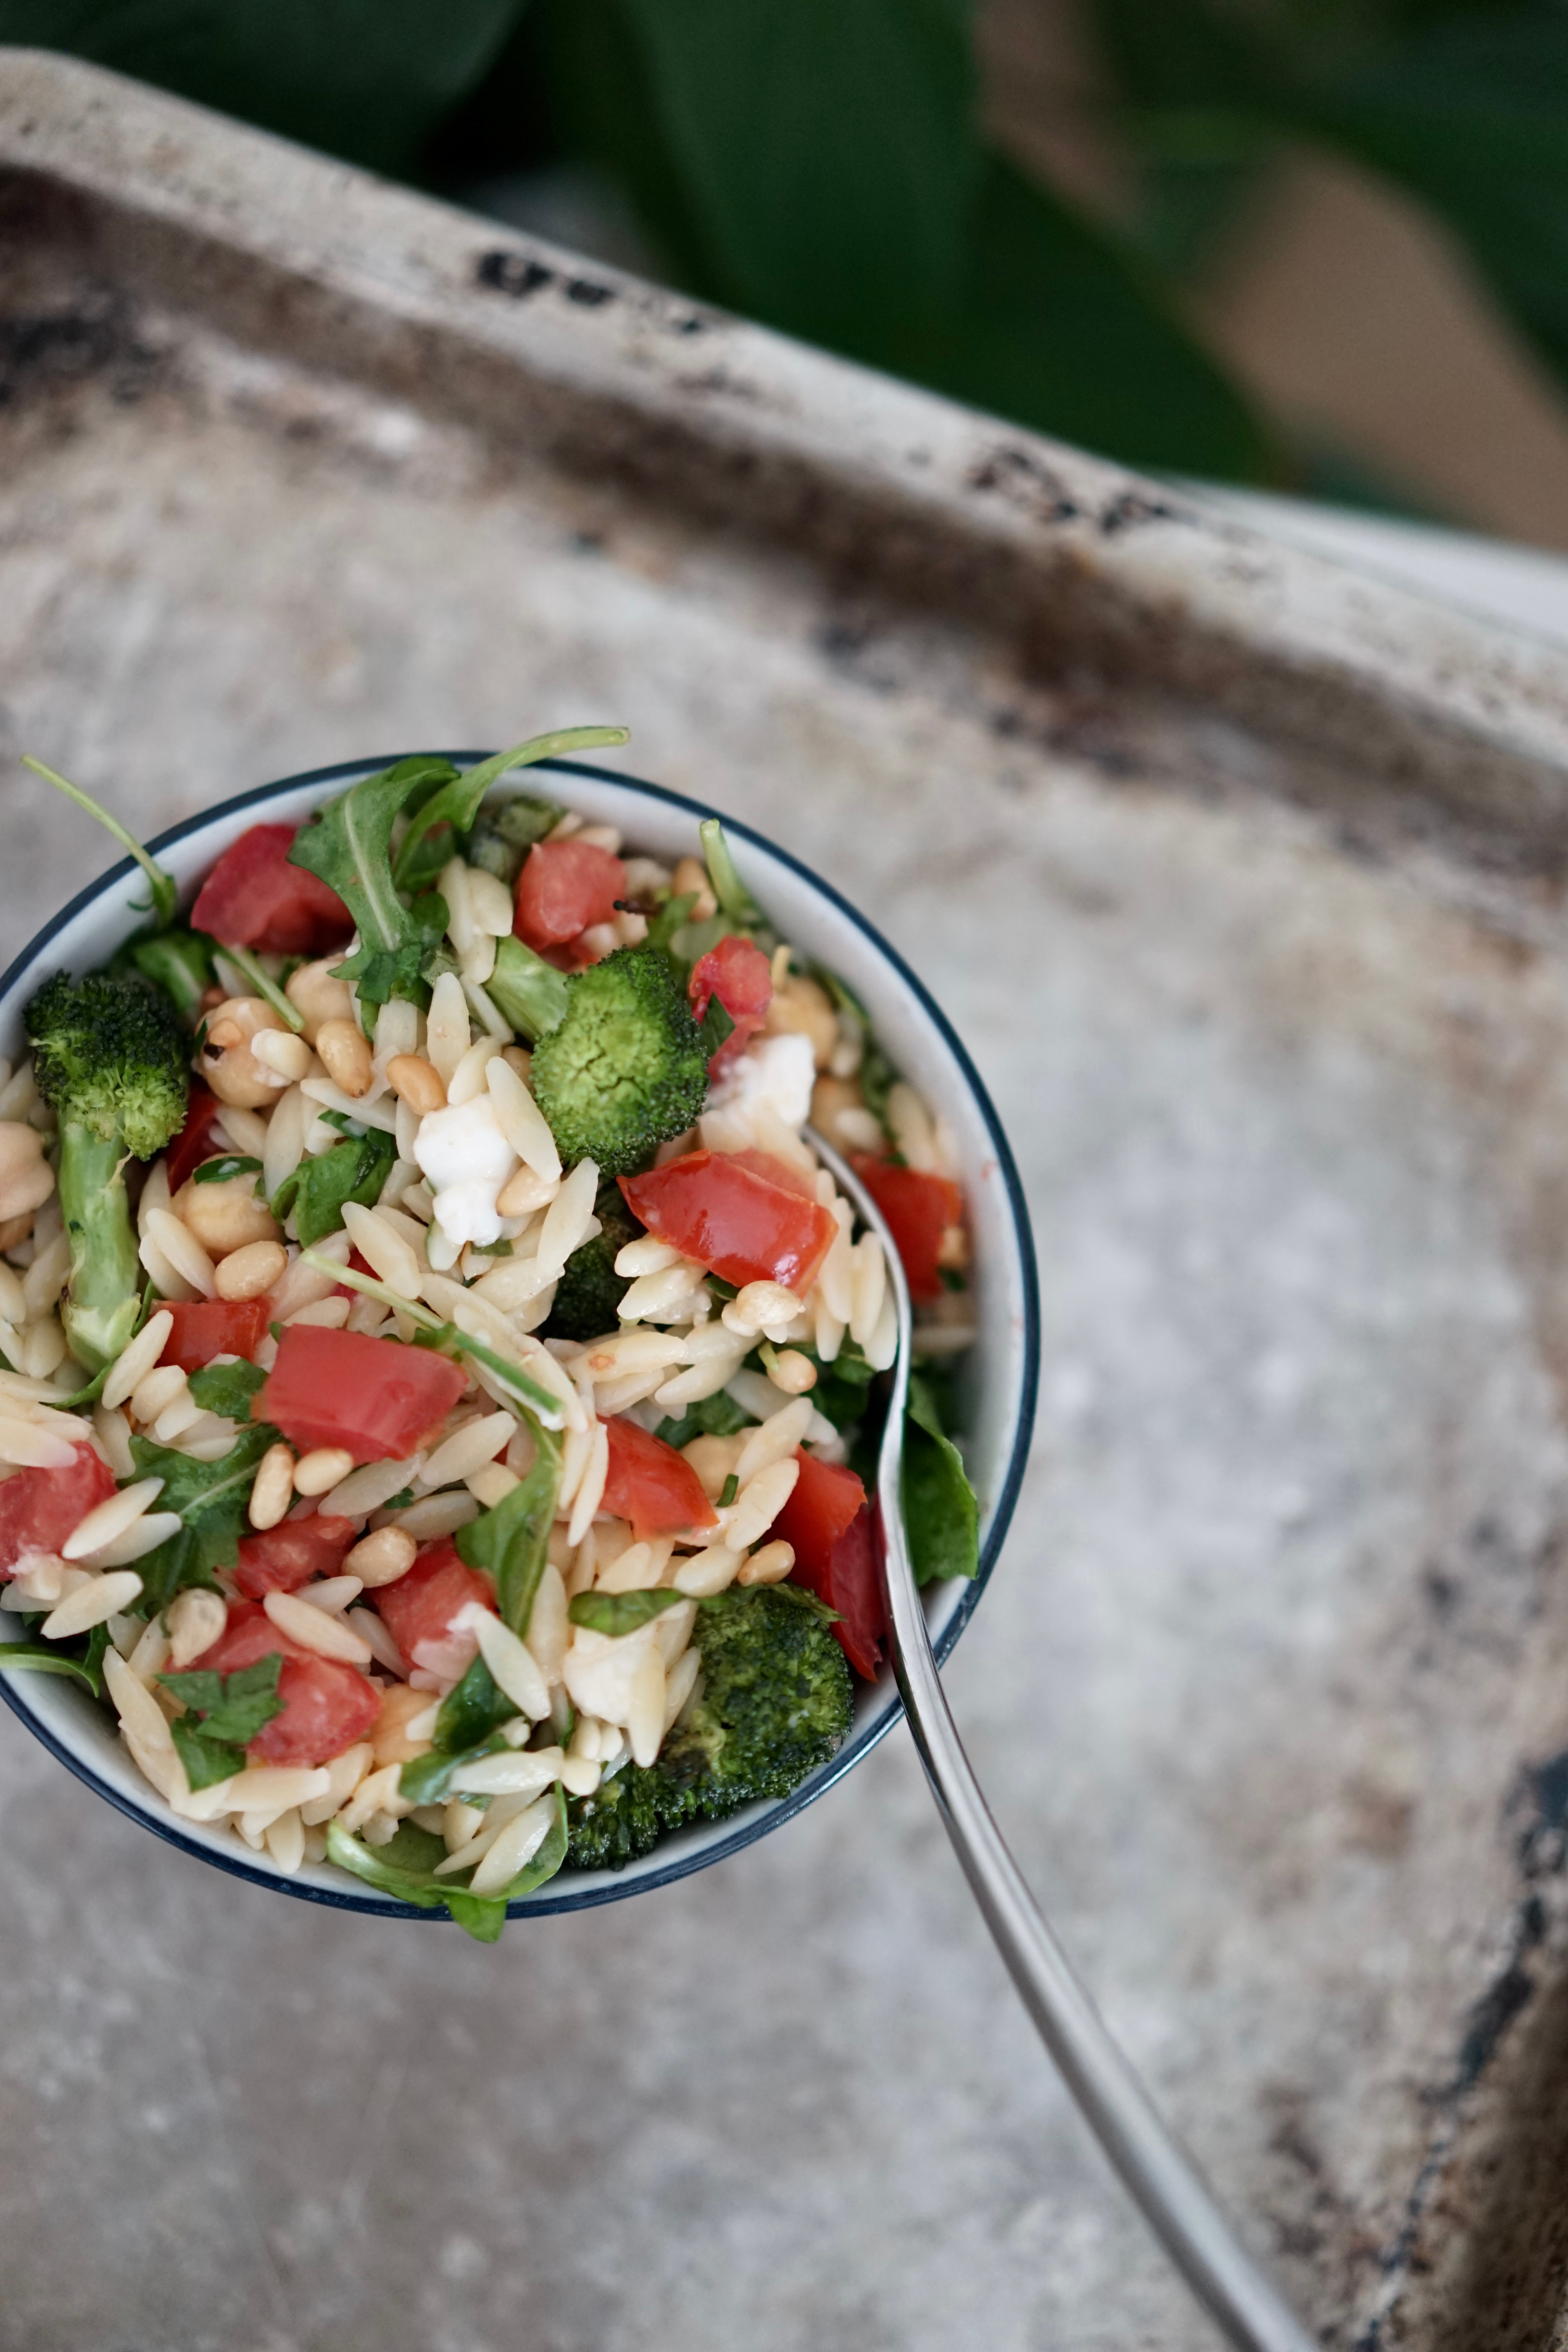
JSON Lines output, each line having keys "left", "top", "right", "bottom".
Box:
{"left": 6, "top": 52, "right": 1568, "bottom": 2352}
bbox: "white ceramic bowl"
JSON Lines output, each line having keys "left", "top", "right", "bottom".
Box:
{"left": 0, "top": 756, "right": 1039, "bottom": 1919}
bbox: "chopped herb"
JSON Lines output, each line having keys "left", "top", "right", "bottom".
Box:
{"left": 719, "top": 1472, "right": 740, "bottom": 1508}
{"left": 271, "top": 1125, "right": 396, "bottom": 1246}
{"left": 397, "top": 1730, "right": 510, "bottom": 1807}
{"left": 456, "top": 1445, "right": 560, "bottom": 1635}
{"left": 655, "top": 1387, "right": 753, "bottom": 1448}
{"left": 128, "top": 1419, "right": 281, "bottom": 1615}
{"left": 434, "top": 1653, "right": 518, "bottom": 1756}
{"left": 567, "top": 1588, "right": 685, "bottom": 1637}
{"left": 187, "top": 1358, "right": 267, "bottom": 1422}
{"left": 193, "top": 1154, "right": 262, "bottom": 1185}
{"left": 160, "top": 1655, "right": 285, "bottom": 1788}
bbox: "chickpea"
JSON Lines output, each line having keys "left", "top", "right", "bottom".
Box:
{"left": 372, "top": 1682, "right": 435, "bottom": 1768}
{"left": 173, "top": 1171, "right": 280, "bottom": 1259}
{"left": 765, "top": 973, "right": 839, "bottom": 1071}
{"left": 199, "top": 997, "right": 288, "bottom": 1110}
{"left": 681, "top": 1430, "right": 747, "bottom": 1502}
{"left": 214, "top": 1238, "right": 287, "bottom": 1300}
{"left": 315, "top": 1018, "right": 373, "bottom": 1098}
{"left": 285, "top": 957, "right": 356, "bottom": 1044}
{"left": 671, "top": 855, "right": 718, "bottom": 922}
{"left": 0, "top": 1121, "right": 55, "bottom": 1224}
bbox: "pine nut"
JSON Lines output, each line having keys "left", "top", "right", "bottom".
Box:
{"left": 314, "top": 1018, "right": 373, "bottom": 1098}
{"left": 167, "top": 1586, "right": 228, "bottom": 1668}
{"left": 249, "top": 1441, "right": 296, "bottom": 1529}
{"left": 215, "top": 1239, "right": 287, "bottom": 1301}
{"left": 294, "top": 1446, "right": 356, "bottom": 1497}
{"left": 766, "top": 1348, "right": 817, "bottom": 1395}
{"left": 735, "top": 1539, "right": 795, "bottom": 1586}
{"left": 251, "top": 1028, "right": 314, "bottom": 1081}
{"left": 387, "top": 1054, "right": 446, "bottom": 1114}
{"left": 345, "top": 1525, "right": 417, "bottom": 1588}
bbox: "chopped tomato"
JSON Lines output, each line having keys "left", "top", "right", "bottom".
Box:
{"left": 619, "top": 1149, "right": 835, "bottom": 1295}
{"left": 190, "top": 823, "right": 352, "bottom": 956}
{"left": 176, "top": 1598, "right": 380, "bottom": 1766}
{"left": 515, "top": 838, "right": 626, "bottom": 962}
{"left": 772, "top": 1452, "right": 884, "bottom": 1680}
{"left": 376, "top": 1540, "right": 496, "bottom": 1679}
{"left": 164, "top": 1084, "right": 225, "bottom": 1196}
{"left": 233, "top": 1514, "right": 358, "bottom": 1599}
{"left": 160, "top": 1297, "right": 271, "bottom": 1372}
{"left": 258, "top": 1325, "right": 467, "bottom": 1465}
{"left": 689, "top": 935, "right": 772, "bottom": 1072}
{"left": 849, "top": 1157, "right": 962, "bottom": 1302}
{"left": 601, "top": 1417, "right": 718, "bottom": 1542}
{"left": 0, "top": 1444, "right": 116, "bottom": 1579}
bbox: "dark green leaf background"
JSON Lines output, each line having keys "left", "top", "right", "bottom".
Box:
{"left": 5, "top": 0, "right": 1562, "bottom": 490}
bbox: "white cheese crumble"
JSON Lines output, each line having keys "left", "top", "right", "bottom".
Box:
{"left": 413, "top": 1096, "right": 515, "bottom": 1247}
{"left": 699, "top": 1031, "right": 815, "bottom": 1154}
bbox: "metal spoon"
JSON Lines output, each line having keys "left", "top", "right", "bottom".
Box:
{"left": 811, "top": 1131, "right": 1320, "bottom": 2352}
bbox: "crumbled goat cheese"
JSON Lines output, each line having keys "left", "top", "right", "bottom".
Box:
{"left": 413, "top": 1096, "right": 515, "bottom": 1247}
{"left": 700, "top": 1032, "right": 815, "bottom": 1154}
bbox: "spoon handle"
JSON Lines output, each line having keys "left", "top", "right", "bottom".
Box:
{"left": 808, "top": 1132, "right": 1318, "bottom": 2352}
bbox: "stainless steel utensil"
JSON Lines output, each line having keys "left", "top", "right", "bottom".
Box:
{"left": 812, "top": 1131, "right": 1320, "bottom": 2352}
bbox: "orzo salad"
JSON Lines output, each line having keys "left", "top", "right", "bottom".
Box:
{"left": 0, "top": 732, "right": 978, "bottom": 1936}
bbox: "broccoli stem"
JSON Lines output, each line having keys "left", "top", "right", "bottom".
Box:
{"left": 56, "top": 1123, "right": 142, "bottom": 1372}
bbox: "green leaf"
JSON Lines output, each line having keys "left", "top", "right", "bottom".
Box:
{"left": 194, "top": 1155, "right": 262, "bottom": 1185}
{"left": 902, "top": 1372, "right": 978, "bottom": 1583}
{"left": 617, "top": 0, "right": 980, "bottom": 345}
{"left": 655, "top": 1387, "right": 753, "bottom": 1448}
{"left": 214, "top": 941, "right": 304, "bottom": 1033}
{"left": 327, "top": 1786, "right": 568, "bottom": 1936}
{"left": 392, "top": 728, "right": 630, "bottom": 891}
{"left": 187, "top": 1359, "right": 267, "bottom": 1422}
{"left": 486, "top": 936, "right": 570, "bottom": 1042}
{"left": 397, "top": 1730, "right": 511, "bottom": 1807}
{"left": 567, "top": 1587, "right": 685, "bottom": 1637}
{"left": 271, "top": 1126, "right": 396, "bottom": 1247}
{"left": 122, "top": 929, "right": 216, "bottom": 1023}
{"left": 161, "top": 1654, "right": 285, "bottom": 1744}
{"left": 129, "top": 1420, "right": 280, "bottom": 1614}
{"left": 433, "top": 1653, "right": 518, "bottom": 1755}
{"left": 169, "top": 1718, "right": 247, "bottom": 1789}
{"left": 288, "top": 757, "right": 451, "bottom": 991}
{"left": 456, "top": 1446, "right": 560, "bottom": 1635}
{"left": 20, "top": 755, "right": 178, "bottom": 927}
{"left": 699, "top": 819, "right": 764, "bottom": 931}
{"left": 922, "top": 152, "right": 1273, "bottom": 478}
{"left": 0, "top": 1640, "right": 103, "bottom": 1691}
{"left": 0, "top": 0, "right": 533, "bottom": 175}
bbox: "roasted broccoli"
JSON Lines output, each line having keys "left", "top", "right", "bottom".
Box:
{"left": 25, "top": 971, "right": 189, "bottom": 1372}
{"left": 530, "top": 944, "right": 708, "bottom": 1177}
{"left": 565, "top": 1583, "right": 853, "bottom": 1870}
{"left": 544, "top": 1180, "right": 642, "bottom": 1341}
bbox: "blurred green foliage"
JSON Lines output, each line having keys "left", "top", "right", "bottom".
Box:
{"left": 5, "top": 0, "right": 1565, "bottom": 489}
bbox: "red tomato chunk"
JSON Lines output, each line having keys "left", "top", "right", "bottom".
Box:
{"left": 160, "top": 1297, "right": 271, "bottom": 1373}
{"left": 773, "top": 1451, "right": 885, "bottom": 1680}
{"left": 601, "top": 1416, "right": 717, "bottom": 1542}
{"left": 164, "top": 1084, "right": 225, "bottom": 1196}
{"left": 0, "top": 1444, "right": 116, "bottom": 1579}
{"left": 178, "top": 1599, "right": 380, "bottom": 1766}
{"left": 376, "top": 1540, "right": 495, "bottom": 1679}
{"left": 619, "top": 1150, "right": 836, "bottom": 1295}
{"left": 258, "top": 1325, "right": 468, "bottom": 1465}
{"left": 849, "top": 1156, "right": 962, "bottom": 1303}
{"left": 191, "top": 823, "right": 352, "bottom": 956}
{"left": 234, "top": 1514, "right": 358, "bottom": 1599}
{"left": 514, "top": 838, "right": 626, "bottom": 960}
{"left": 689, "top": 935, "right": 772, "bottom": 1071}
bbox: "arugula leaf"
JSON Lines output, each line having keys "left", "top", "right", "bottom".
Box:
{"left": 120, "top": 928, "right": 215, "bottom": 1022}
{"left": 456, "top": 1446, "right": 560, "bottom": 1635}
{"left": 567, "top": 1588, "right": 685, "bottom": 1637}
{"left": 327, "top": 1785, "right": 568, "bottom": 1940}
{"left": 287, "top": 755, "right": 452, "bottom": 1005}
{"left": 486, "top": 936, "right": 570, "bottom": 1042}
{"left": 272, "top": 1125, "right": 396, "bottom": 1246}
{"left": 392, "top": 727, "right": 630, "bottom": 892}
{"left": 217, "top": 941, "right": 304, "bottom": 1033}
{"left": 397, "top": 1729, "right": 510, "bottom": 1807}
{"left": 902, "top": 1372, "right": 978, "bottom": 1584}
{"left": 21, "top": 755, "right": 178, "bottom": 926}
{"left": 0, "top": 1639, "right": 106, "bottom": 1691}
{"left": 465, "top": 794, "right": 568, "bottom": 892}
{"left": 698, "top": 993, "right": 736, "bottom": 1063}
{"left": 129, "top": 1421, "right": 280, "bottom": 1614}
{"left": 194, "top": 1154, "right": 262, "bottom": 1185}
{"left": 433, "top": 1653, "right": 517, "bottom": 1755}
{"left": 187, "top": 1359, "right": 267, "bottom": 1421}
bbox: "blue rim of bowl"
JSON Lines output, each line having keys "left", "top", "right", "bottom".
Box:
{"left": 0, "top": 755, "right": 1040, "bottom": 1920}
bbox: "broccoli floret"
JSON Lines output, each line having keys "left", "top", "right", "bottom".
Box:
{"left": 530, "top": 944, "right": 708, "bottom": 1177}
{"left": 565, "top": 1584, "right": 853, "bottom": 1870}
{"left": 544, "top": 1180, "right": 642, "bottom": 1341}
{"left": 25, "top": 971, "right": 189, "bottom": 1372}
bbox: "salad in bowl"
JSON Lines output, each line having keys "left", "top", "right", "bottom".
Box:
{"left": 0, "top": 732, "right": 1015, "bottom": 1938}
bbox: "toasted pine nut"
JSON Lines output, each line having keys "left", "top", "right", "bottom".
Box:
{"left": 167, "top": 1586, "right": 228, "bottom": 1668}
{"left": 314, "top": 1019, "right": 373, "bottom": 1098}
{"left": 766, "top": 1348, "right": 817, "bottom": 1395}
{"left": 387, "top": 1054, "right": 446, "bottom": 1114}
{"left": 249, "top": 1441, "right": 296, "bottom": 1530}
{"left": 294, "top": 1446, "right": 355, "bottom": 1497}
{"left": 735, "top": 1539, "right": 796, "bottom": 1586}
{"left": 345, "top": 1525, "right": 417, "bottom": 1588}
{"left": 251, "top": 1028, "right": 313, "bottom": 1082}
{"left": 214, "top": 1238, "right": 288, "bottom": 1301}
